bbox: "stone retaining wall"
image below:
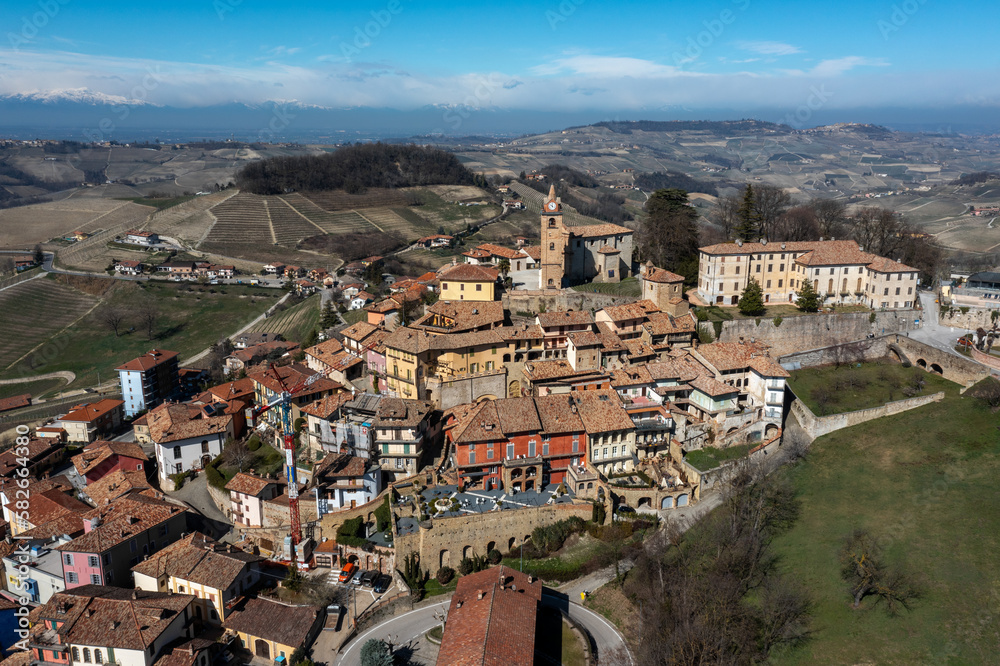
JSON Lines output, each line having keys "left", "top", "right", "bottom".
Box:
{"left": 790, "top": 391, "right": 945, "bottom": 441}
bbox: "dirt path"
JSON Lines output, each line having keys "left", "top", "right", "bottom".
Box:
{"left": 0, "top": 370, "right": 75, "bottom": 386}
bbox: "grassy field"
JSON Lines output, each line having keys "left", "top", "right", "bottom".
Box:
{"left": 341, "top": 309, "right": 367, "bottom": 325}
{"left": 787, "top": 360, "right": 955, "bottom": 415}
{"left": 0, "top": 377, "right": 66, "bottom": 401}
{"left": 770, "top": 380, "right": 1000, "bottom": 664}
{"left": 249, "top": 294, "right": 320, "bottom": 343}
{"left": 115, "top": 196, "right": 195, "bottom": 210}
{"left": 4, "top": 277, "right": 278, "bottom": 391}
{"left": 684, "top": 443, "right": 751, "bottom": 472}
{"left": 570, "top": 277, "right": 641, "bottom": 297}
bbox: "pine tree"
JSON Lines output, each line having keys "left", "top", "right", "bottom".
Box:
{"left": 735, "top": 184, "right": 761, "bottom": 242}
{"left": 796, "top": 279, "right": 820, "bottom": 312}
{"left": 738, "top": 277, "right": 766, "bottom": 316}
{"left": 320, "top": 301, "right": 338, "bottom": 329}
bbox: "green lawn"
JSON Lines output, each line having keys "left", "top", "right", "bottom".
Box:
{"left": 684, "top": 443, "right": 751, "bottom": 472}
{"left": 5, "top": 278, "right": 278, "bottom": 391}
{"left": 770, "top": 380, "right": 1000, "bottom": 664}
{"left": 341, "top": 309, "right": 367, "bottom": 325}
{"left": 787, "top": 361, "right": 955, "bottom": 416}
{"left": 249, "top": 294, "right": 320, "bottom": 343}
{"left": 0, "top": 378, "right": 66, "bottom": 401}
{"left": 570, "top": 276, "right": 641, "bottom": 297}
{"left": 698, "top": 303, "right": 870, "bottom": 322}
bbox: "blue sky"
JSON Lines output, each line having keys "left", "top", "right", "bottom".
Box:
{"left": 2, "top": 0, "right": 998, "bottom": 113}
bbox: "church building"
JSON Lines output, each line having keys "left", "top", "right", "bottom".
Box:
{"left": 539, "top": 185, "right": 634, "bottom": 288}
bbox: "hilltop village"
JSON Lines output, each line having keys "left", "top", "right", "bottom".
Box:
{"left": 0, "top": 179, "right": 994, "bottom": 666}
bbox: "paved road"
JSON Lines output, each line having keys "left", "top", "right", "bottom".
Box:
{"left": 165, "top": 473, "right": 233, "bottom": 541}
{"left": 331, "top": 591, "right": 633, "bottom": 666}
{"left": 908, "top": 290, "right": 974, "bottom": 357}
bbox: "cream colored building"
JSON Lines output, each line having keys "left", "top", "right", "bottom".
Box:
{"left": 697, "top": 239, "right": 919, "bottom": 309}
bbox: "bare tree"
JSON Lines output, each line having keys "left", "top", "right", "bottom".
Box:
{"left": 810, "top": 198, "right": 848, "bottom": 238}
{"left": 849, "top": 206, "right": 907, "bottom": 258}
{"left": 715, "top": 192, "right": 742, "bottom": 239}
{"left": 223, "top": 437, "right": 253, "bottom": 472}
{"left": 840, "top": 528, "right": 920, "bottom": 614}
{"left": 97, "top": 301, "right": 129, "bottom": 337}
{"left": 135, "top": 295, "right": 160, "bottom": 341}
{"left": 753, "top": 184, "right": 792, "bottom": 240}
{"left": 772, "top": 205, "right": 820, "bottom": 242}
{"left": 0, "top": 257, "right": 14, "bottom": 275}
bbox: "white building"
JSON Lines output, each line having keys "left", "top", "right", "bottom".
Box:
{"left": 116, "top": 349, "right": 180, "bottom": 418}
{"left": 145, "top": 402, "right": 234, "bottom": 481}
{"left": 3, "top": 539, "right": 70, "bottom": 604}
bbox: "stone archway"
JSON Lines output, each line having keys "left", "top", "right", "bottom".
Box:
{"left": 661, "top": 496, "right": 674, "bottom": 509}
{"left": 676, "top": 494, "right": 689, "bottom": 507}
{"left": 487, "top": 541, "right": 496, "bottom": 554}
{"left": 930, "top": 363, "right": 943, "bottom": 374}
{"left": 254, "top": 640, "right": 270, "bottom": 659}
{"left": 508, "top": 537, "right": 516, "bottom": 551}
{"left": 637, "top": 497, "right": 652, "bottom": 508}
{"left": 440, "top": 549, "right": 450, "bottom": 569}
{"left": 765, "top": 424, "right": 779, "bottom": 438}
{"left": 916, "top": 358, "right": 927, "bottom": 369}
{"left": 508, "top": 380, "right": 521, "bottom": 396}
{"left": 462, "top": 545, "right": 472, "bottom": 560}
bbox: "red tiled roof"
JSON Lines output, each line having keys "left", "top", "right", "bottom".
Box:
{"left": 439, "top": 263, "right": 499, "bottom": 282}
{"left": 72, "top": 440, "right": 147, "bottom": 475}
{"left": 223, "top": 597, "right": 319, "bottom": 649}
{"left": 644, "top": 266, "right": 685, "bottom": 283}
{"left": 476, "top": 243, "right": 522, "bottom": 260}
{"left": 59, "top": 399, "right": 124, "bottom": 424}
{"left": 115, "top": 350, "right": 179, "bottom": 373}
{"left": 568, "top": 223, "right": 633, "bottom": 238}
{"left": 0, "top": 394, "right": 31, "bottom": 413}
{"left": 225, "top": 473, "right": 276, "bottom": 497}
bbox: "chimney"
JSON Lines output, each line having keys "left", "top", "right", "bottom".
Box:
{"left": 477, "top": 591, "right": 484, "bottom": 600}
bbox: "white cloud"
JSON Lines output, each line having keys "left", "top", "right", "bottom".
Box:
{"left": 809, "top": 56, "right": 890, "bottom": 77}
{"left": 735, "top": 41, "right": 803, "bottom": 56}
{"left": 530, "top": 55, "right": 687, "bottom": 79}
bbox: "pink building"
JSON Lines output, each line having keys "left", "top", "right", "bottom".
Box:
{"left": 225, "top": 473, "right": 280, "bottom": 528}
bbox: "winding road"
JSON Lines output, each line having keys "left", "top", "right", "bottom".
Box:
{"left": 332, "top": 592, "right": 632, "bottom": 666}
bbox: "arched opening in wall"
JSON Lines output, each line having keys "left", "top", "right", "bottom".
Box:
{"left": 727, "top": 427, "right": 738, "bottom": 435}
{"left": 930, "top": 363, "right": 943, "bottom": 374}
{"left": 587, "top": 482, "right": 594, "bottom": 489}
{"left": 487, "top": 541, "right": 496, "bottom": 554}
{"left": 916, "top": 358, "right": 927, "bottom": 369}
{"left": 548, "top": 279, "right": 554, "bottom": 287}
{"left": 503, "top": 354, "right": 512, "bottom": 363}
{"left": 439, "top": 549, "right": 450, "bottom": 569}
{"left": 200, "top": 454, "right": 211, "bottom": 469}
{"left": 888, "top": 347, "right": 902, "bottom": 364}
{"left": 254, "top": 640, "right": 270, "bottom": 659}
{"left": 525, "top": 467, "right": 537, "bottom": 478}
{"left": 676, "top": 494, "right": 689, "bottom": 507}
{"left": 525, "top": 480, "right": 534, "bottom": 491}
{"left": 548, "top": 219, "right": 556, "bottom": 228}
{"left": 513, "top": 482, "right": 522, "bottom": 492}
{"left": 462, "top": 545, "right": 472, "bottom": 560}
{"left": 637, "top": 497, "right": 651, "bottom": 508}
{"left": 765, "top": 424, "right": 779, "bottom": 438}
{"left": 508, "top": 537, "right": 517, "bottom": 551}
{"left": 524, "top": 535, "right": 532, "bottom": 544}
{"left": 661, "top": 496, "right": 674, "bottom": 509}
{"left": 348, "top": 554, "right": 359, "bottom": 564}
{"left": 510, "top": 468, "right": 522, "bottom": 479}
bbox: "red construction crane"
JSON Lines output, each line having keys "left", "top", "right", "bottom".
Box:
{"left": 247, "top": 364, "right": 322, "bottom": 565}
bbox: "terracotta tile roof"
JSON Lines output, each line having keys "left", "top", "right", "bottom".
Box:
{"left": 437, "top": 565, "right": 541, "bottom": 666}
{"left": 438, "top": 263, "right": 499, "bottom": 282}
{"left": 86, "top": 469, "right": 152, "bottom": 506}
{"left": 610, "top": 366, "right": 653, "bottom": 387}
{"left": 300, "top": 392, "right": 353, "bottom": 420}
{"left": 624, "top": 339, "right": 656, "bottom": 359}
{"left": 225, "top": 473, "right": 276, "bottom": 497}
{"left": 0, "top": 393, "right": 31, "bottom": 412}
{"left": 24, "top": 487, "right": 90, "bottom": 529}
{"left": 313, "top": 453, "right": 369, "bottom": 480}
{"left": 0, "top": 438, "right": 63, "bottom": 476}
{"left": 568, "top": 223, "right": 633, "bottom": 238}
{"left": 229, "top": 341, "right": 299, "bottom": 364}
{"left": 341, "top": 321, "right": 378, "bottom": 343}
{"left": 521, "top": 245, "right": 541, "bottom": 261}
{"left": 384, "top": 326, "right": 505, "bottom": 354}
{"left": 643, "top": 312, "right": 697, "bottom": 335}
{"left": 450, "top": 401, "right": 503, "bottom": 445}
{"left": 33, "top": 585, "right": 194, "bottom": 651}
{"left": 866, "top": 256, "right": 916, "bottom": 273}
{"left": 249, "top": 364, "right": 342, "bottom": 397}
{"left": 647, "top": 356, "right": 705, "bottom": 382}
{"left": 132, "top": 531, "right": 262, "bottom": 590}
{"left": 57, "top": 495, "right": 187, "bottom": 554}
{"left": 533, "top": 394, "right": 585, "bottom": 435}
{"left": 497, "top": 324, "right": 545, "bottom": 341}
{"left": 699, "top": 240, "right": 816, "bottom": 256}
{"left": 223, "top": 597, "right": 319, "bottom": 649}
{"left": 598, "top": 333, "right": 626, "bottom": 352}
{"left": 523, "top": 359, "right": 580, "bottom": 381}
{"left": 643, "top": 266, "right": 685, "bottom": 283}
{"left": 59, "top": 399, "right": 124, "bottom": 423}
{"left": 366, "top": 298, "right": 400, "bottom": 314}
{"left": 462, "top": 249, "right": 492, "bottom": 260}
{"left": 571, "top": 390, "right": 633, "bottom": 433}
{"left": 375, "top": 398, "right": 434, "bottom": 428}
{"left": 204, "top": 378, "right": 256, "bottom": 402}
{"left": 689, "top": 374, "right": 739, "bottom": 398}
{"left": 747, "top": 355, "right": 791, "bottom": 378}
{"left": 536, "top": 310, "right": 594, "bottom": 328}
{"left": 115, "top": 349, "right": 179, "bottom": 373}
{"left": 72, "top": 440, "right": 147, "bottom": 476}
{"left": 599, "top": 300, "right": 659, "bottom": 323}
{"left": 146, "top": 403, "right": 232, "bottom": 445}
{"left": 494, "top": 397, "right": 542, "bottom": 434}
{"left": 597, "top": 245, "right": 620, "bottom": 254}
{"left": 304, "top": 338, "right": 345, "bottom": 363}
{"left": 567, "top": 331, "right": 602, "bottom": 347}
{"left": 152, "top": 638, "right": 215, "bottom": 666}
{"left": 415, "top": 300, "right": 505, "bottom": 333}
{"left": 475, "top": 243, "right": 522, "bottom": 260}
{"left": 692, "top": 342, "right": 773, "bottom": 373}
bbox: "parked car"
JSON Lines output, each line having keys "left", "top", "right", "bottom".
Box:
{"left": 361, "top": 570, "right": 378, "bottom": 587}
{"left": 337, "top": 562, "right": 356, "bottom": 583}
{"left": 351, "top": 569, "right": 366, "bottom": 586}
{"left": 373, "top": 574, "right": 392, "bottom": 594}
{"left": 324, "top": 604, "right": 343, "bottom": 631}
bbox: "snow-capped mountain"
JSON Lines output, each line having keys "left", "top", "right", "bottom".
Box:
{"left": 1, "top": 88, "right": 159, "bottom": 107}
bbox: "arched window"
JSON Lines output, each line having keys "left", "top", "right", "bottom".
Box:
{"left": 83, "top": 648, "right": 91, "bottom": 663}
{"left": 549, "top": 243, "right": 555, "bottom": 251}
{"left": 95, "top": 650, "right": 103, "bottom": 664}
{"left": 72, "top": 648, "right": 80, "bottom": 661}
{"left": 548, "top": 219, "right": 556, "bottom": 227}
